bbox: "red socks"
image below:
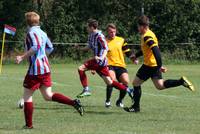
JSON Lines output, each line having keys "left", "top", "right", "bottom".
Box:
{"left": 111, "top": 81, "right": 127, "bottom": 91}
{"left": 52, "top": 93, "right": 75, "bottom": 106}
{"left": 23, "top": 93, "right": 74, "bottom": 128}
{"left": 24, "top": 102, "right": 33, "bottom": 128}
{"left": 78, "top": 70, "right": 88, "bottom": 87}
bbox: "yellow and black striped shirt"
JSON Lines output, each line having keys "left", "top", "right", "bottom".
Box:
{"left": 106, "top": 36, "right": 130, "bottom": 68}
{"left": 141, "top": 29, "right": 159, "bottom": 67}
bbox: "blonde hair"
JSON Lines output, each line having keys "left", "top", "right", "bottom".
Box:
{"left": 25, "top": 12, "right": 40, "bottom": 26}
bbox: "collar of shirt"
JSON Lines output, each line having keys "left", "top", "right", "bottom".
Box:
{"left": 27, "top": 26, "right": 40, "bottom": 32}
{"left": 90, "top": 30, "right": 101, "bottom": 36}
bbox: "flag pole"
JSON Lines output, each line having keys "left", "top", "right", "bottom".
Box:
{"left": 0, "top": 32, "right": 6, "bottom": 74}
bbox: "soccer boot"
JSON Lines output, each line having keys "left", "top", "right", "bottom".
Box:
{"left": 73, "top": 99, "right": 84, "bottom": 116}
{"left": 22, "top": 125, "right": 33, "bottom": 129}
{"left": 127, "top": 88, "right": 134, "bottom": 99}
{"left": 181, "top": 76, "right": 195, "bottom": 91}
{"left": 105, "top": 101, "right": 111, "bottom": 108}
{"left": 77, "top": 90, "right": 91, "bottom": 98}
{"left": 116, "top": 100, "right": 124, "bottom": 108}
{"left": 124, "top": 105, "right": 140, "bottom": 113}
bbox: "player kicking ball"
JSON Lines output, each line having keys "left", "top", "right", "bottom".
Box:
{"left": 16, "top": 12, "right": 84, "bottom": 129}
{"left": 124, "top": 15, "right": 195, "bottom": 113}
{"left": 76, "top": 19, "right": 133, "bottom": 99}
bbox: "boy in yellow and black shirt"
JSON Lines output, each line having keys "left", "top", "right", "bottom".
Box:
{"left": 124, "top": 15, "right": 195, "bottom": 113}
{"left": 105, "top": 23, "right": 138, "bottom": 108}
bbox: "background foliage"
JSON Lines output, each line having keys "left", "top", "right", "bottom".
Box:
{"left": 0, "top": 0, "right": 199, "bottom": 62}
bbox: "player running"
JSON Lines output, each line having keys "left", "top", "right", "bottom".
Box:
{"left": 105, "top": 23, "right": 138, "bottom": 108}
{"left": 76, "top": 19, "right": 133, "bottom": 98}
{"left": 124, "top": 15, "right": 195, "bottom": 113}
{"left": 15, "top": 12, "right": 84, "bottom": 129}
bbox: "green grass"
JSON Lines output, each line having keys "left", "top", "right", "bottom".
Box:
{"left": 0, "top": 64, "right": 199, "bottom": 134}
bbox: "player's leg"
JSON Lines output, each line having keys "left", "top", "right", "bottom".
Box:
{"left": 23, "top": 88, "right": 35, "bottom": 129}
{"left": 116, "top": 72, "right": 129, "bottom": 108}
{"left": 98, "top": 66, "right": 133, "bottom": 98}
{"left": 124, "top": 65, "right": 150, "bottom": 113}
{"left": 152, "top": 77, "right": 194, "bottom": 91}
{"left": 77, "top": 63, "right": 91, "bottom": 98}
{"left": 39, "top": 86, "right": 84, "bottom": 116}
{"left": 101, "top": 75, "right": 133, "bottom": 97}
{"left": 105, "top": 69, "right": 116, "bottom": 108}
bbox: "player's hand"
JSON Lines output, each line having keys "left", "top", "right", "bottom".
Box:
{"left": 130, "top": 54, "right": 139, "bottom": 65}
{"left": 133, "top": 59, "right": 139, "bottom": 65}
{"left": 160, "top": 66, "right": 167, "bottom": 73}
{"left": 15, "top": 56, "right": 23, "bottom": 64}
{"left": 91, "top": 70, "right": 96, "bottom": 75}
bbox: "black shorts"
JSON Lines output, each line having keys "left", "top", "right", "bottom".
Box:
{"left": 108, "top": 66, "right": 128, "bottom": 81}
{"left": 136, "top": 64, "right": 162, "bottom": 81}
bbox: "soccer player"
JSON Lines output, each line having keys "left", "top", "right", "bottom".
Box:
{"left": 15, "top": 12, "right": 84, "bottom": 129}
{"left": 105, "top": 23, "right": 138, "bottom": 108}
{"left": 124, "top": 15, "right": 195, "bottom": 113}
{"left": 76, "top": 19, "right": 133, "bottom": 98}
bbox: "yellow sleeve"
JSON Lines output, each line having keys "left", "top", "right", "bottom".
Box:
{"left": 122, "top": 39, "right": 130, "bottom": 53}
{"left": 144, "top": 36, "right": 157, "bottom": 49}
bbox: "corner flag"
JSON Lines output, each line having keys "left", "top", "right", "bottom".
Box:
{"left": 0, "top": 24, "right": 16, "bottom": 74}
{"left": 4, "top": 24, "right": 16, "bottom": 36}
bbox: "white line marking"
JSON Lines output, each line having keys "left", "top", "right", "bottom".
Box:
{"left": 1, "top": 76, "right": 198, "bottom": 101}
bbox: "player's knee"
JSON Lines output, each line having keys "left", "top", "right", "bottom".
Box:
{"left": 106, "top": 79, "right": 113, "bottom": 86}
{"left": 43, "top": 94, "right": 52, "bottom": 101}
{"left": 78, "top": 65, "right": 85, "bottom": 71}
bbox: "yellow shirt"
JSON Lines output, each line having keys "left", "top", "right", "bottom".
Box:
{"left": 141, "top": 29, "right": 159, "bottom": 67}
{"left": 106, "top": 36, "right": 130, "bottom": 68}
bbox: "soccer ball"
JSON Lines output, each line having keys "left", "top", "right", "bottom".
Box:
{"left": 17, "top": 98, "right": 24, "bottom": 109}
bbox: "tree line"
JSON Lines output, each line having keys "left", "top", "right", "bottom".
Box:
{"left": 0, "top": 0, "right": 199, "bottom": 61}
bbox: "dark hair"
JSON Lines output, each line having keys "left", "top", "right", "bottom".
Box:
{"left": 107, "top": 23, "right": 116, "bottom": 30}
{"left": 87, "top": 18, "right": 98, "bottom": 29}
{"left": 138, "top": 15, "right": 150, "bottom": 26}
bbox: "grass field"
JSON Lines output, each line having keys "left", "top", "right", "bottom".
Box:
{"left": 0, "top": 64, "right": 199, "bottom": 134}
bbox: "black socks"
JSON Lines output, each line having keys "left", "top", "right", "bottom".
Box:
{"left": 106, "top": 85, "right": 113, "bottom": 102}
{"left": 133, "top": 86, "right": 142, "bottom": 108}
{"left": 106, "top": 85, "right": 127, "bottom": 102}
{"left": 164, "top": 79, "right": 183, "bottom": 88}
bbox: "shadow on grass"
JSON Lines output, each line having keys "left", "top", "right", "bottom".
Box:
{"left": 34, "top": 106, "right": 71, "bottom": 110}
{"left": 85, "top": 110, "right": 119, "bottom": 115}
{"left": 0, "top": 127, "right": 24, "bottom": 131}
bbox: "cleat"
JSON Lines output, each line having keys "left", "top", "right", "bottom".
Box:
{"left": 73, "top": 99, "right": 84, "bottom": 116}
{"left": 127, "top": 88, "right": 134, "bottom": 99}
{"left": 77, "top": 90, "right": 91, "bottom": 98}
{"left": 124, "top": 105, "right": 140, "bottom": 113}
{"left": 116, "top": 100, "right": 124, "bottom": 108}
{"left": 181, "top": 76, "right": 195, "bottom": 91}
{"left": 105, "top": 101, "right": 111, "bottom": 108}
{"left": 22, "top": 125, "right": 33, "bottom": 129}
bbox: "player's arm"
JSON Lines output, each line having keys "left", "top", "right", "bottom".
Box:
{"left": 122, "top": 41, "right": 139, "bottom": 64}
{"left": 45, "top": 37, "right": 54, "bottom": 55}
{"left": 122, "top": 41, "right": 132, "bottom": 58}
{"left": 151, "top": 46, "right": 162, "bottom": 68}
{"left": 15, "top": 32, "right": 39, "bottom": 64}
{"left": 145, "top": 36, "right": 163, "bottom": 69}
